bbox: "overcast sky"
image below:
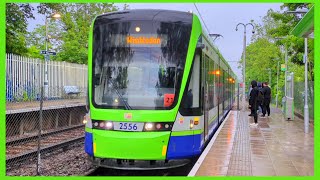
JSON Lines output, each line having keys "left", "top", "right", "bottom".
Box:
{"left": 27, "top": 3, "right": 282, "bottom": 80}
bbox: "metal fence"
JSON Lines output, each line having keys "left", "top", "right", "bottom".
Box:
{"left": 6, "top": 53, "right": 87, "bottom": 102}
{"left": 294, "top": 81, "right": 314, "bottom": 120}
{"left": 5, "top": 54, "right": 92, "bottom": 175}
{"left": 6, "top": 86, "right": 89, "bottom": 176}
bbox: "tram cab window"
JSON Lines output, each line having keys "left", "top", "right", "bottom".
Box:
{"left": 91, "top": 19, "right": 192, "bottom": 110}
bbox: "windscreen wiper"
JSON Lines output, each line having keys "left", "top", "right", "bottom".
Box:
{"left": 108, "top": 77, "right": 132, "bottom": 110}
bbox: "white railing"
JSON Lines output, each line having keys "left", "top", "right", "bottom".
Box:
{"left": 6, "top": 53, "right": 87, "bottom": 101}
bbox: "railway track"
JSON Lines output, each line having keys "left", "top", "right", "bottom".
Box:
{"left": 6, "top": 124, "right": 84, "bottom": 146}
{"left": 6, "top": 125, "right": 85, "bottom": 166}
{"left": 6, "top": 136, "right": 84, "bottom": 165}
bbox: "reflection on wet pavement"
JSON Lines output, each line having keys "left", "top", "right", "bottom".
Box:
{"left": 195, "top": 107, "right": 314, "bottom": 176}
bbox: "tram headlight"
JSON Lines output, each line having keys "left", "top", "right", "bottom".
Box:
{"left": 143, "top": 122, "right": 173, "bottom": 131}
{"left": 145, "top": 123, "right": 154, "bottom": 131}
{"left": 106, "top": 122, "right": 113, "bottom": 129}
{"left": 92, "top": 120, "right": 114, "bottom": 130}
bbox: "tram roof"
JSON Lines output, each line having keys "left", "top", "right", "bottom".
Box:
{"left": 96, "top": 9, "right": 192, "bottom": 23}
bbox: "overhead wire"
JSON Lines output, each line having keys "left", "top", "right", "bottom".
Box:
{"left": 193, "top": 4, "right": 240, "bottom": 79}
{"left": 193, "top": 3, "right": 210, "bottom": 34}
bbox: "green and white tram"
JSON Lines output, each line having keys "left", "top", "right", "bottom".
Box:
{"left": 84, "top": 9, "right": 237, "bottom": 169}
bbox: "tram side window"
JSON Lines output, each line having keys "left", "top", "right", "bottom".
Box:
{"left": 214, "top": 62, "right": 218, "bottom": 106}
{"left": 180, "top": 54, "right": 201, "bottom": 115}
{"left": 219, "top": 68, "right": 223, "bottom": 102}
{"left": 208, "top": 58, "right": 214, "bottom": 109}
{"left": 223, "top": 70, "right": 227, "bottom": 102}
{"left": 187, "top": 54, "right": 200, "bottom": 108}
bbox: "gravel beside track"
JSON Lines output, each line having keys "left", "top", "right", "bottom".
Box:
{"left": 6, "top": 127, "right": 84, "bottom": 161}
{"left": 6, "top": 143, "right": 96, "bottom": 176}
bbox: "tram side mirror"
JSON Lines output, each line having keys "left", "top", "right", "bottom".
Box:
{"left": 196, "top": 43, "right": 205, "bottom": 50}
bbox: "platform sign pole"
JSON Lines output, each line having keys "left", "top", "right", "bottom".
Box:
{"left": 304, "top": 38, "right": 309, "bottom": 134}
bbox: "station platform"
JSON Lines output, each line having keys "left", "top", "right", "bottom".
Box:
{"left": 6, "top": 98, "right": 85, "bottom": 114}
{"left": 189, "top": 107, "right": 314, "bottom": 176}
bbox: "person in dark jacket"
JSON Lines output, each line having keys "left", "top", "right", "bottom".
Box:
{"left": 249, "top": 80, "right": 259, "bottom": 126}
{"left": 257, "top": 82, "right": 264, "bottom": 115}
{"left": 248, "top": 84, "right": 254, "bottom": 116}
{"left": 262, "top": 81, "right": 271, "bottom": 117}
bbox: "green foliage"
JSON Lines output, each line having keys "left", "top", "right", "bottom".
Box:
{"left": 37, "top": 3, "right": 120, "bottom": 64}
{"left": 26, "top": 24, "right": 45, "bottom": 49}
{"left": 244, "top": 38, "right": 288, "bottom": 106}
{"left": 6, "top": 3, "right": 123, "bottom": 64}
{"left": 6, "top": 3, "right": 34, "bottom": 55}
{"left": 23, "top": 91, "right": 29, "bottom": 102}
{"left": 26, "top": 22, "right": 61, "bottom": 60}
{"left": 245, "top": 3, "right": 314, "bottom": 107}
{"left": 27, "top": 45, "right": 44, "bottom": 59}
{"left": 245, "top": 38, "right": 281, "bottom": 84}
{"left": 267, "top": 3, "right": 314, "bottom": 80}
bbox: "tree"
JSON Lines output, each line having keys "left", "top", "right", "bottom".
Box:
{"left": 26, "top": 20, "right": 63, "bottom": 60}
{"left": 6, "top": 3, "right": 34, "bottom": 55}
{"left": 245, "top": 3, "right": 314, "bottom": 106}
{"left": 34, "top": 3, "right": 120, "bottom": 64}
{"left": 265, "top": 3, "right": 314, "bottom": 80}
{"left": 251, "top": 4, "right": 313, "bottom": 79}
{"left": 7, "top": 3, "right": 124, "bottom": 62}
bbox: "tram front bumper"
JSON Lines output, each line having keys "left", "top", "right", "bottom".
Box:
{"left": 91, "top": 130, "right": 171, "bottom": 160}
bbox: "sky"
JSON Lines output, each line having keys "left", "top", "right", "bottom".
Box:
{"left": 27, "top": 3, "right": 282, "bottom": 80}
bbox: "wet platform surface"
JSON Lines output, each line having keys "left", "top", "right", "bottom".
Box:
{"left": 193, "top": 107, "right": 314, "bottom": 176}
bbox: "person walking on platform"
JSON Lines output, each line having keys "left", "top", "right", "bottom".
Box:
{"left": 262, "top": 81, "right": 271, "bottom": 117}
{"left": 249, "top": 80, "right": 259, "bottom": 126}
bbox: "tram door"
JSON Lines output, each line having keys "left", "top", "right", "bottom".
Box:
{"left": 202, "top": 55, "right": 209, "bottom": 141}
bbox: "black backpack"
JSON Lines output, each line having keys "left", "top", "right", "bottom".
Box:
{"left": 257, "top": 88, "right": 264, "bottom": 102}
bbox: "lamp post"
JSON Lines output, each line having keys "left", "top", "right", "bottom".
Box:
{"left": 303, "top": 38, "right": 309, "bottom": 133}
{"left": 284, "top": 46, "right": 288, "bottom": 97}
{"left": 276, "top": 60, "right": 280, "bottom": 108}
{"left": 44, "top": 13, "right": 61, "bottom": 99}
{"left": 236, "top": 23, "right": 255, "bottom": 111}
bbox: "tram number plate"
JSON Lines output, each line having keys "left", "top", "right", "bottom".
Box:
{"left": 113, "top": 122, "right": 144, "bottom": 131}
